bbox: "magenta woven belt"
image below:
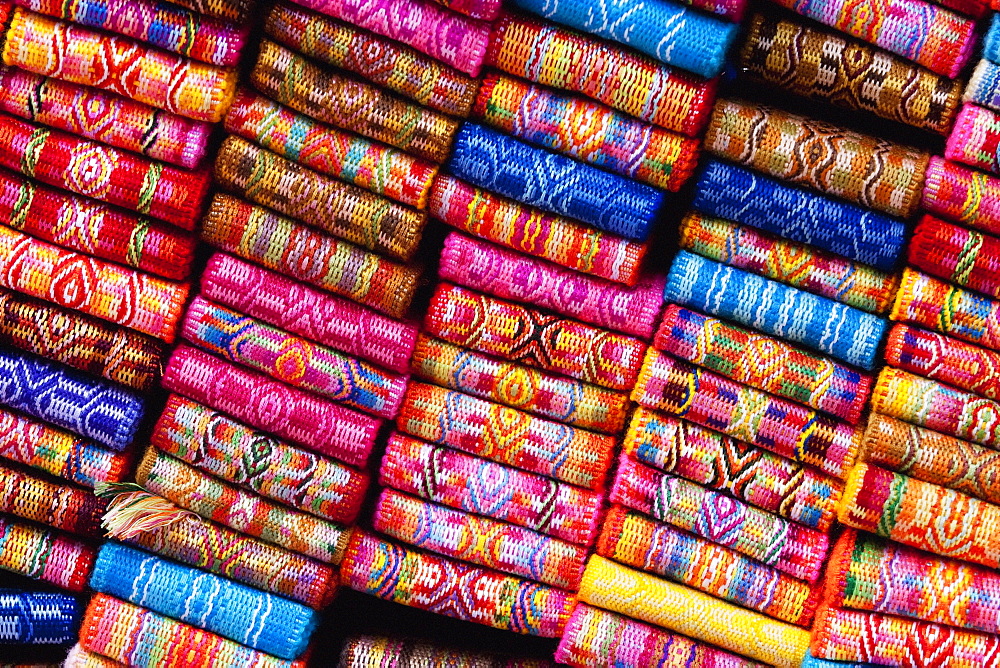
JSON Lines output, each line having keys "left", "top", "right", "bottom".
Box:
{"left": 922, "top": 156, "right": 1000, "bottom": 237}
{"left": 885, "top": 323, "right": 1000, "bottom": 401}
{"left": 946, "top": 104, "right": 1000, "bottom": 175}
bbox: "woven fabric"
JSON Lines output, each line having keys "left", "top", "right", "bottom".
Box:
{"left": 909, "top": 215, "right": 1000, "bottom": 299}
{"left": 374, "top": 489, "right": 588, "bottom": 589}
{"left": 965, "top": 59, "right": 1000, "bottom": 115}
{"left": 770, "top": 0, "right": 974, "bottom": 77}
{"left": 0, "top": 515, "right": 94, "bottom": 591}
{"left": 892, "top": 267, "right": 1000, "bottom": 352}
{"left": 705, "top": 99, "right": 929, "bottom": 219}
{"left": 739, "top": 13, "right": 960, "bottom": 135}
{"left": 201, "top": 253, "right": 418, "bottom": 374}
{"left": 987, "top": 12, "right": 1000, "bottom": 63}
{"left": 2, "top": 10, "right": 237, "bottom": 122}
{"left": 693, "top": 160, "right": 906, "bottom": 271}
{"left": 12, "top": 0, "right": 247, "bottom": 66}
{"left": 90, "top": 543, "right": 317, "bottom": 659}
{"left": 862, "top": 413, "right": 1000, "bottom": 505}
{"left": 872, "top": 367, "right": 1000, "bottom": 448}
{"left": 827, "top": 529, "right": 1000, "bottom": 634}
{"left": 200, "top": 194, "right": 420, "bottom": 318}
{"left": 0, "top": 590, "right": 79, "bottom": 644}
{"left": 555, "top": 604, "right": 766, "bottom": 668}
{"left": 840, "top": 463, "right": 1000, "bottom": 568}
{"left": 160, "top": 0, "right": 250, "bottom": 22}
{"left": 0, "top": 114, "right": 209, "bottom": 227}
{"left": 666, "top": 251, "right": 887, "bottom": 370}
{"left": 685, "top": 0, "right": 744, "bottom": 18}
{"left": 425, "top": 283, "right": 646, "bottom": 390}
{"left": 340, "top": 531, "right": 573, "bottom": 637}
{"left": 182, "top": 297, "right": 408, "bottom": 420}
{"left": 811, "top": 604, "right": 1000, "bottom": 668}
{"left": 0, "top": 171, "right": 196, "bottom": 281}
{"left": 657, "top": 305, "right": 873, "bottom": 423}
{"left": 429, "top": 176, "right": 646, "bottom": 285}
{"left": 475, "top": 73, "right": 698, "bottom": 192}
{"left": 224, "top": 90, "right": 437, "bottom": 210}
{"left": 0, "top": 289, "right": 164, "bottom": 392}
{"left": 945, "top": 104, "right": 1000, "bottom": 175}
{"left": 64, "top": 644, "right": 124, "bottom": 667}
{"left": 0, "top": 67, "right": 209, "bottom": 170}
{"left": 380, "top": 433, "right": 603, "bottom": 546}
{"left": 439, "top": 234, "right": 663, "bottom": 338}
{"left": 885, "top": 324, "right": 1000, "bottom": 401}
{"left": 153, "top": 394, "right": 369, "bottom": 524}
{"left": 633, "top": 348, "right": 860, "bottom": 479}
{"left": 623, "top": 407, "right": 842, "bottom": 532}
{"left": 938, "top": 0, "right": 989, "bottom": 17}
{"left": 486, "top": 15, "right": 716, "bottom": 138}
{"left": 449, "top": 123, "right": 663, "bottom": 240}
{"left": 610, "top": 457, "right": 829, "bottom": 582}
{"left": 339, "top": 635, "right": 551, "bottom": 667}
{"left": 121, "top": 508, "right": 340, "bottom": 609}
{"left": 680, "top": 212, "right": 898, "bottom": 315}
{"left": 510, "top": 0, "right": 736, "bottom": 78}
{"left": 800, "top": 652, "right": 876, "bottom": 668}
{"left": 0, "top": 347, "right": 144, "bottom": 451}
{"left": 162, "top": 345, "right": 379, "bottom": 467}
{"left": 79, "top": 594, "right": 307, "bottom": 668}
{"left": 431, "top": 0, "right": 499, "bottom": 19}
{"left": 214, "top": 137, "right": 427, "bottom": 264}
{"left": 252, "top": 40, "right": 458, "bottom": 164}
{"left": 0, "top": 462, "right": 104, "bottom": 536}
{"left": 138, "top": 447, "right": 349, "bottom": 564}
{"left": 0, "top": 407, "right": 128, "bottom": 488}
{"left": 599, "top": 505, "right": 818, "bottom": 626}
{"left": 578, "top": 556, "right": 811, "bottom": 668}
{"left": 922, "top": 156, "right": 1000, "bottom": 237}
{"left": 398, "top": 382, "right": 615, "bottom": 490}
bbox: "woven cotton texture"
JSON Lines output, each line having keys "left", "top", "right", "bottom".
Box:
{"left": 0, "top": 462, "right": 104, "bottom": 536}
{"left": 665, "top": 251, "right": 888, "bottom": 370}
{"left": 680, "top": 212, "right": 898, "bottom": 315}
{"left": 623, "top": 407, "right": 842, "bottom": 532}
{"left": 182, "top": 297, "right": 408, "bottom": 420}
{"left": 555, "top": 604, "right": 766, "bottom": 668}
{"left": 90, "top": 543, "right": 317, "bottom": 659}
{"left": 965, "top": 59, "right": 1000, "bottom": 114}
{"left": 373, "top": 489, "right": 588, "bottom": 589}
{"left": 599, "top": 505, "right": 818, "bottom": 626}
{"left": 224, "top": 90, "right": 437, "bottom": 209}
{"left": 64, "top": 644, "right": 119, "bottom": 667}
{"left": 840, "top": 463, "right": 1000, "bottom": 568}
{"left": 892, "top": 268, "right": 1000, "bottom": 352}
{"left": 705, "top": 99, "right": 929, "bottom": 219}
{"left": 429, "top": 0, "right": 499, "bottom": 19}
{"left": 0, "top": 590, "right": 79, "bottom": 644}
{"left": 885, "top": 324, "right": 1000, "bottom": 401}
{"left": 449, "top": 123, "right": 663, "bottom": 240}
{"left": 380, "top": 433, "right": 603, "bottom": 546}
{"left": 693, "top": 160, "right": 907, "bottom": 271}
{"left": 0, "top": 515, "right": 95, "bottom": 591}
{"left": 429, "top": 175, "right": 646, "bottom": 285}
{"left": 739, "top": 13, "right": 961, "bottom": 135}
{"left": 439, "top": 234, "right": 663, "bottom": 338}
{"left": 213, "top": 137, "right": 427, "bottom": 264}
{"left": 0, "top": 114, "right": 209, "bottom": 227}
{"left": 475, "top": 73, "right": 699, "bottom": 191}
{"left": 164, "top": 0, "right": 250, "bottom": 20}
{"left": 658, "top": 305, "right": 873, "bottom": 423}
{"left": 511, "top": 0, "right": 736, "bottom": 78}
{"left": 770, "top": 0, "right": 975, "bottom": 77}
{"left": 79, "top": 595, "right": 307, "bottom": 668}
{"left": 946, "top": 104, "right": 1000, "bottom": 175}
{"left": 338, "top": 636, "right": 551, "bottom": 667}
{"left": 2, "top": 10, "right": 237, "bottom": 122}
{"left": 163, "top": 345, "right": 379, "bottom": 467}
{"left": 200, "top": 195, "right": 419, "bottom": 319}
{"left": 922, "top": 156, "right": 1000, "bottom": 237}
{"left": 578, "top": 556, "right": 811, "bottom": 668}
{"left": 425, "top": 283, "right": 646, "bottom": 390}
{"left": 0, "top": 407, "right": 128, "bottom": 488}
{"left": 909, "top": 215, "right": 1000, "bottom": 299}
{"left": 265, "top": 2, "right": 478, "bottom": 116}
{"left": 0, "top": 66, "right": 210, "bottom": 169}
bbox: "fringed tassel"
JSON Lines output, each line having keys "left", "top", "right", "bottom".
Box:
{"left": 95, "top": 482, "right": 197, "bottom": 539}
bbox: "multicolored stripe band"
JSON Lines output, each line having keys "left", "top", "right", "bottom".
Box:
{"left": 341, "top": 531, "right": 573, "bottom": 636}
{"left": 430, "top": 0, "right": 499, "bottom": 19}
{"left": 577, "top": 556, "right": 811, "bottom": 668}
{"left": 339, "top": 635, "right": 549, "bottom": 667}
{"left": 885, "top": 323, "right": 1000, "bottom": 400}
{"left": 163, "top": 0, "right": 250, "bottom": 21}
{"left": 921, "top": 156, "right": 1000, "bottom": 237}
{"left": 64, "top": 644, "right": 120, "bottom": 667}
{"left": 429, "top": 175, "right": 646, "bottom": 285}
{"left": 152, "top": 394, "right": 369, "bottom": 525}
{"left": 705, "top": 98, "right": 929, "bottom": 219}
{"left": 162, "top": 345, "right": 380, "bottom": 467}
{"left": 840, "top": 463, "right": 1000, "bottom": 568}
{"left": 373, "top": 488, "right": 588, "bottom": 589}
{"left": 909, "top": 215, "right": 1000, "bottom": 299}
{"left": 0, "top": 515, "right": 95, "bottom": 591}
{"left": 946, "top": 104, "right": 1000, "bottom": 174}
{"left": 380, "top": 433, "right": 603, "bottom": 546}
{"left": 965, "top": 59, "right": 1000, "bottom": 115}
{"left": 0, "top": 590, "right": 79, "bottom": 644}
{"left": 0, "top": 461, "right": 105, "bottom": 536}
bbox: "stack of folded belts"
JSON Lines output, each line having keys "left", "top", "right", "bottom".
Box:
{"left": 947, "top": 12, "right": 1000, "bottom": 174}
{"left": 338, "top": 635, "right": 554, "bottom": 666}
{"left": 1, "top": 590, "right": 80, "bottom": 645}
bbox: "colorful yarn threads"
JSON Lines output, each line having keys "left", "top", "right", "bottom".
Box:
{"left": 339, "top": 635, "right": 550, "bottom": 667}
{"left": 885, "top": 324, "right": 1000, "bottom": 401}
{"left": 909, "top": 215, "right": 1000, "bottom": 299}
{"left": 0, "top": 590, "right": 79, "bottom": 644}
{"left": 945, "top": 104, "right": 1000, "bottom": 175}
{"left": 965, "top": 59, "right": 1000, "bottom": 114}
{"left": 0, "top": 515, "right": 95, "bottom": 591}
{"left": 0, "top": 461, "right": 105, "bottom": 536}
{"left": 922, "top": 156, "right": 1000, "bottom": 237}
